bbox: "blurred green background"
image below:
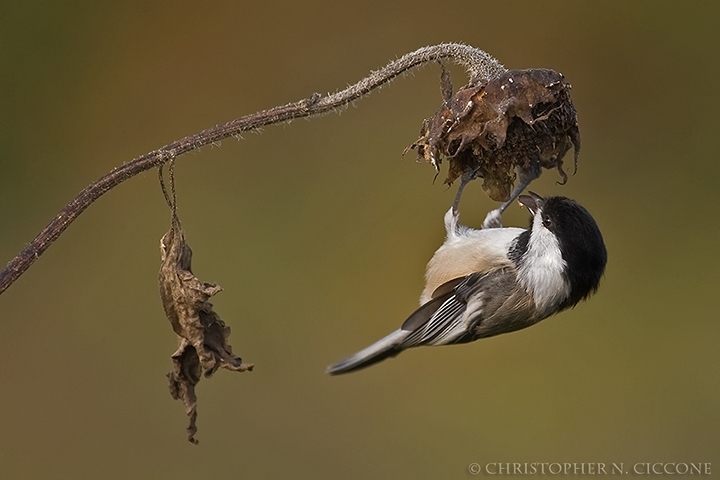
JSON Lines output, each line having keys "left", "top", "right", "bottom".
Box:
{"left": 1, "top": 1, "right": 719, "bottom": 478}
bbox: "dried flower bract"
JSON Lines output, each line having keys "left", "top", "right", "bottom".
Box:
{"left": 408, "top": 68, "right": 580, "bottom": 202}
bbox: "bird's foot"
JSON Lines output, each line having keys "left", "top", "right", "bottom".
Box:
{"left": 482, "top": 209, "right": 503, "bottom": 229}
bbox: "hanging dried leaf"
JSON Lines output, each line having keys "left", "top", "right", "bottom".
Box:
{"left": 408, "top": 68, "right": 580, "bottom": 201}
{"left": 159, "top": 217, "right": 253, "bottom": 444}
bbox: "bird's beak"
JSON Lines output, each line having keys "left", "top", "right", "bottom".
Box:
{"left": 518, "top": 191, "right": 545, "bottom": 215}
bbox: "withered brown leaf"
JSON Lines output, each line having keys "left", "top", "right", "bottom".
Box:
{"left": 408, "top": 68, "right": 580, "bottom": 202}
{"left": 159, "top": 217, "right": 253, "bottom": 444}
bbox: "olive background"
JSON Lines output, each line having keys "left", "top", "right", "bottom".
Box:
{"left": 1, "top": 1, "right": 718, "bottom": 478}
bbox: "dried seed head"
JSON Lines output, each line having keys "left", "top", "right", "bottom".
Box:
{"left": 408, "top": 68, "right": 580, "bottom": 201}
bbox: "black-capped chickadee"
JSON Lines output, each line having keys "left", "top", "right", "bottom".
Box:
{"left": 327, "top": 192, "right": 607, "bottom": 375}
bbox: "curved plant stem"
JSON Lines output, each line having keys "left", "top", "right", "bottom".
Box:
{"left": 0, "top": 43, "right": 505, "bottom": 295}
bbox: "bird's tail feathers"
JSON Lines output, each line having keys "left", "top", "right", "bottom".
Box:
{"left": 326, "top": 329, "right": 409, "bottom": 375}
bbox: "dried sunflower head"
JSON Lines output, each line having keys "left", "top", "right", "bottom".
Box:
{"left": 409, "top": 68, "right": 580, "bottom": 202}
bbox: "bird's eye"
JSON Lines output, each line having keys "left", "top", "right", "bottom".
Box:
{"left": 542, "top": 215, "right": 552, "bottom": 228}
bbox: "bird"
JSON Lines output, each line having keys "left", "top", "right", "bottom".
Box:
{"left": 326, "top": 192, "right": 607, "bottom": 375}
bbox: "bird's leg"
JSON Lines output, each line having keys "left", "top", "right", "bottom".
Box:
{"left": 452, "top": 167, "right": 479, "bottom": 213}
{"left": 481, "top": 164, "right": 541, "bottom": 229}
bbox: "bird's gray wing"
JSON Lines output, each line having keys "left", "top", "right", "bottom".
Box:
{"left": 429, "top": 276, "right": 466, "bottom": 299}
{"left": 400, "top": 273, "right": 471, "bottom": 333}
{"left": 400, "top": 269, "right": 515, "bottom": 347}
{"left": 326, "top": 268, "right": 521, "bottom": 374}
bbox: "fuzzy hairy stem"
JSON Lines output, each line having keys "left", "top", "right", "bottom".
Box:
{"left": 0, "top": 43, "right": 505, "bottom": 295}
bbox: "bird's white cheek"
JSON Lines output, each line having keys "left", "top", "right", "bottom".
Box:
{"left": 519, "top": 220, "right": 570, "bottom": 315}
